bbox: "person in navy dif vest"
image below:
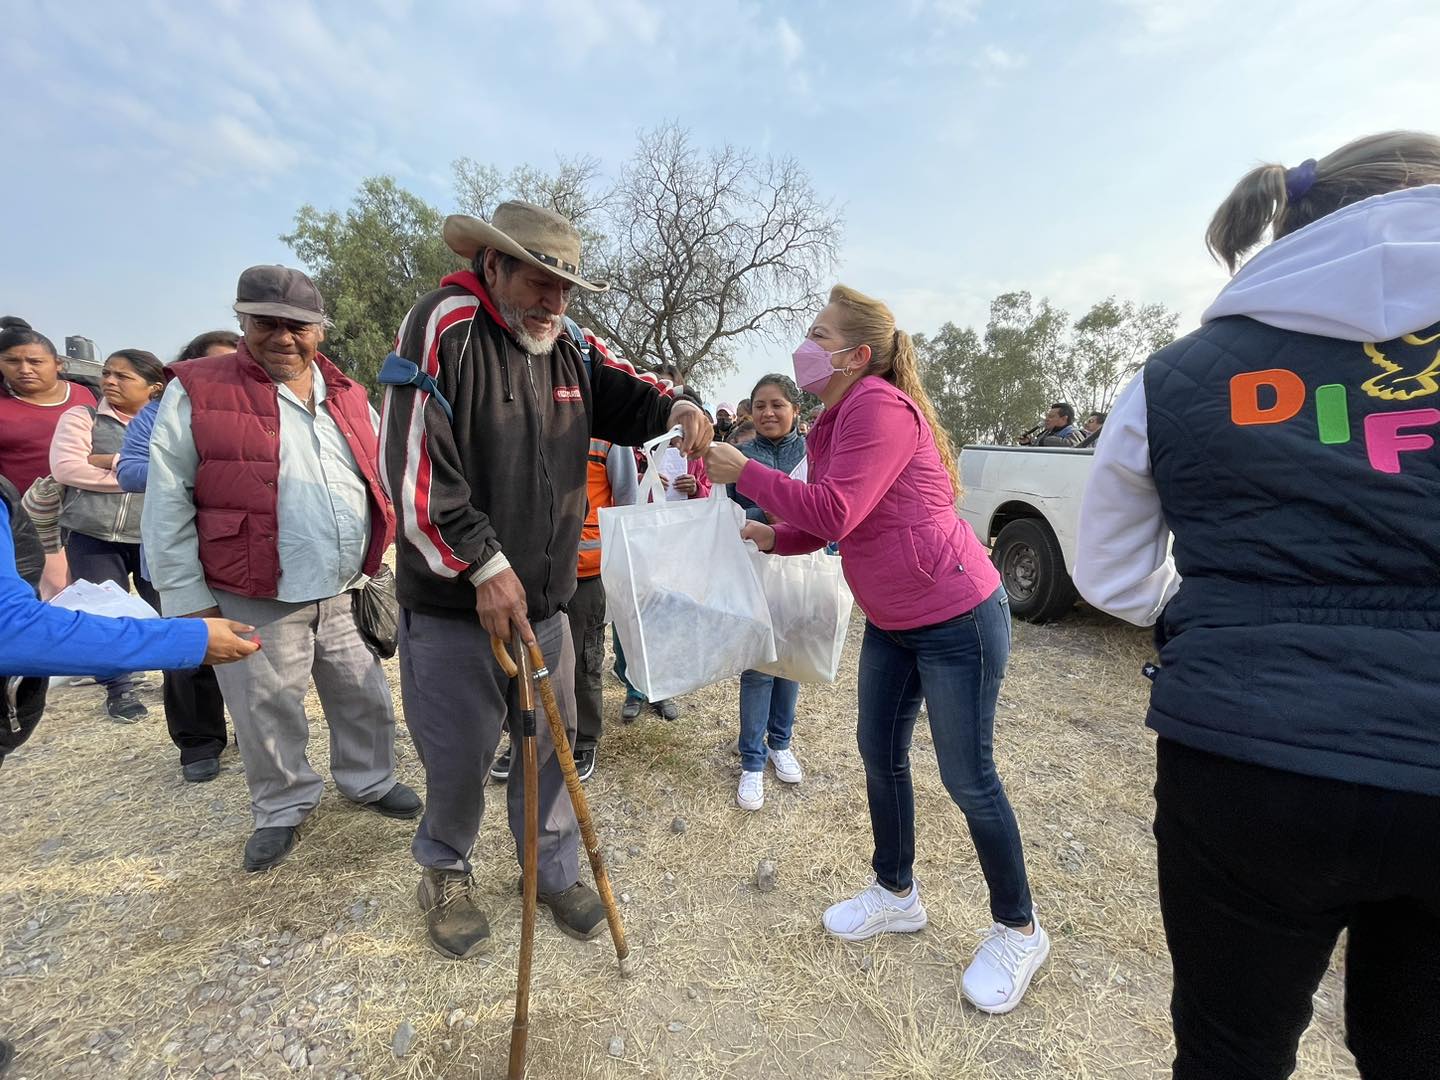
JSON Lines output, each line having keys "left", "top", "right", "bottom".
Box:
{"left": 1076, "top": 132, "right": 1440, "bottom": 1079}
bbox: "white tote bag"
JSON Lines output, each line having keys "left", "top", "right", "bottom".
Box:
{"left": 749, "top": 548, "right": 854, "bottom": 683}
{"left": 599, "top": 429, "right": 776, "bottom": 701}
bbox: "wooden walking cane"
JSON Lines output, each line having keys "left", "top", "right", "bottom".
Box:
{"left": 489, "top": 637, "right": 630, "bottom": 966}
{"left": 491, "top": 630, "right": 539, "bottom": 1080}
{"left": 523, "top": 639, "right": 630, "bottom": 966}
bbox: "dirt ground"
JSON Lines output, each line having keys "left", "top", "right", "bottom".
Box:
{"left": 0, "top": 608, "right": 1359, "bottom": 1079}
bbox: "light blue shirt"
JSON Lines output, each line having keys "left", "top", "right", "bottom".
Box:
{"left": 142, "top": 365, "right": 374, "bottom": 616}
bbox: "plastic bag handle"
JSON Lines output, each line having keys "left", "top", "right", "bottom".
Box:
{"left": 637, "top": 425, "right": 684, "bottom": 505}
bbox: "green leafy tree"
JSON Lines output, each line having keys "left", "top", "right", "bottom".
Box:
{"left": 282, "top": 177, "right": 458, "bottom": 389}
{"left": 917, "top": 291, "right": 1178, "bottom": 447}
{"left": 1061, "top": 297, "right": 1179, "bottom": 413}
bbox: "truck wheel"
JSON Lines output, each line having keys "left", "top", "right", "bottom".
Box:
{"left": 991, "top": 518, "right": 1078, "bottom": 623}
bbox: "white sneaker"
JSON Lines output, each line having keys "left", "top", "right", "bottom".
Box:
{"left": 768, "top": 747, "right": 803, "bottom": 784}
{"left": 737, "top": 770, "right": 765, "bottom": 811}
{"left": 961, "top": 918, "right": 1050, "bottom": 1015}
{"left": 821, "top": 877, "right": 928, "bottom": 941}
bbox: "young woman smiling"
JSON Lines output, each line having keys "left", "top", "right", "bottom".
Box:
{"left": 728, "top": 373, "right": 808, "bottom": 811}
{"left": 706, "top": 286, "right": 1048, "bottom": 1015}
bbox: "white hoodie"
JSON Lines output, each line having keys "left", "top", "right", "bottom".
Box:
{"left": 1074, "top": 185, "right": 1440, "bottom": 625}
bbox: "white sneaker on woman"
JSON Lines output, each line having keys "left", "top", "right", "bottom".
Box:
{"left": 737, "top": 770, "right": 765, "bottom": 811}
{"left": 768, "top": 747, "right": 803, "bottom": 784}
{"left": 961, "top": 917, "right": 1050, "bottom": 1014}
{"left": 821, "top": 877, "right": 928, "bottom": 941}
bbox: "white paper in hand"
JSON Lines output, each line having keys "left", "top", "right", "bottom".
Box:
{"left": 659, "top": 446, "right": 689, "bottom": 502}
{"left": 50, "top": 579, "right": 161, "bottom": 620}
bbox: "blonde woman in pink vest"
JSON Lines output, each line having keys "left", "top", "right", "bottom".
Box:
{"left": 706, "top": 285, "right": 1048, "bottom": 1014}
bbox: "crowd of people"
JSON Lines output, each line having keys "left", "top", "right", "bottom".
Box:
{"left": 2, "top": 128, "right": 1436, "bottom": 1078}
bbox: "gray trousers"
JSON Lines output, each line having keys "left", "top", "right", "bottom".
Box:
{"left": 567, "top": 575, "right": 608, "bottom": 752}
{"left": 398, "top": 608, "right": 579, "bottom": 892}
{"left": 211, "top": 590, "right": 399, "bottom": 829}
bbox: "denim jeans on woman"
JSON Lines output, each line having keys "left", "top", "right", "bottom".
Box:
{"left": 738, "top": 670, "right": 798, "bottom": 772}
{"left": 857, "top": 586, "right": 1033, "bottom": 928}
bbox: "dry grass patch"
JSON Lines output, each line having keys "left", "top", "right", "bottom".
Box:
{"left": 0, "top": 610, "right": 1357, "bottom": 1079}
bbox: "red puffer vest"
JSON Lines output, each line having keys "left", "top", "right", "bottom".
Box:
{"left": 167, "top": 343, "right": 394, "bottom": 598}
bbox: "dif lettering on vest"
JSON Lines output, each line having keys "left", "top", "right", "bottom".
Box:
{"left": 554, "top": 385, "right": 582, "bottom": 403}
{"left": 1229, "top": 332, "right": 1440, "bottom": 475}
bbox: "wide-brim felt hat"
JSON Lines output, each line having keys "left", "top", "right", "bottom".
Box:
{"left": 443, "top": 200, "right": 607, "bottom": 292}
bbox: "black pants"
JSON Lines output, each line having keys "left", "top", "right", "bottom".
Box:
{"left": 1154, "top": 738, "right": 1440, "bottom": 1080}
{"left": 565, "top": 575, "right": 607, "bottom": 752}
{"left": 65, "top": 533, "right": 227, "bottom": 762}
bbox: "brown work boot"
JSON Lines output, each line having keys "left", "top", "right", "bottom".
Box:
{"left": 537, "top": 882, "right": 607, "bottom": 941}
{"left": 417, "top": 869, "right": 491, "bottom": 960}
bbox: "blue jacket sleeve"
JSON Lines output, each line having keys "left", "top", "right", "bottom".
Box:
{"left": 116, "top": 400, "right": 159, "bottom": 493}
{"left": 0, "top": 514, "right": 208, "bottom": 677}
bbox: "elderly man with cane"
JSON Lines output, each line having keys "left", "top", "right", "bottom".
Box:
{"left": 379, "top": 200, "right": 710, "bottom": 960}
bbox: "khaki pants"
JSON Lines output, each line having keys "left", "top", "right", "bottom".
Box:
{"left": 212, "top": 590, "right": 398, "bottom": 828}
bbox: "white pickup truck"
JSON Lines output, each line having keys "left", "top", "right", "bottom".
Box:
{"left": 957, "top": 445, "right": 1094, "bottom": 622}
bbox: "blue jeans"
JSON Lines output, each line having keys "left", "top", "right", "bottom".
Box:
{"left": 610, "top": 626, "right": 644, "bottom": 702}
{"left": 738, "top": 670, "right": 798, "bottom": 773}
{"left": 857, "top": 588, "right": 1033, "bottom": 927}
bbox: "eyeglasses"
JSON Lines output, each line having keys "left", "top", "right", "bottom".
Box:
{"left": 248, "top": 316, "right": 318, "bottom": 336}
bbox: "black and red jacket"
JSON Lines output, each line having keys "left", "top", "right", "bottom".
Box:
{"left": 379, "top": 271, "right": 675, "bottom": 621}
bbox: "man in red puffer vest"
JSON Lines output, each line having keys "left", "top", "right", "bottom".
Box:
{"left": 143, "top": 266, "right": 421, "bottom": 874}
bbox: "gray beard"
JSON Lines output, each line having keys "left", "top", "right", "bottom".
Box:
{"left": 497, "top": 299, "right": 562, "bottom": 356}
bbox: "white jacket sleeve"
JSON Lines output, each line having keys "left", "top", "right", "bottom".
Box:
{"left": 1073, "top": 372, "right": 1180, "bottom": 626}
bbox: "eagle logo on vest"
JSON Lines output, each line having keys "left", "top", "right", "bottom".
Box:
{"left": 1361, "top": 331, "right": 1440, "bottom": 401}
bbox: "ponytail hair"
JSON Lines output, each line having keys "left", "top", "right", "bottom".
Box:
{"left": 1206, "top": 130, "right": 1440, "bottom": 272}
{"left": 826, "top": 284, "right": 961, "bottom": 496}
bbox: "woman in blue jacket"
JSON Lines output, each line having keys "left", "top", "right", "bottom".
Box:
{"left": 1076, "top": 131, "right": 1440, "bottom": 1080}
{"left": 727, "top": 374, "right": 807, "bottom": 811}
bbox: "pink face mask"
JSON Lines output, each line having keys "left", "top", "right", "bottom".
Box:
{"left": 792, "top": 338, "right": 856, "bottom": 396}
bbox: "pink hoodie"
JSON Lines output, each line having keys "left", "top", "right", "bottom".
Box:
{"left": 735, "top": 376, "right": 1000, "bottom": 630}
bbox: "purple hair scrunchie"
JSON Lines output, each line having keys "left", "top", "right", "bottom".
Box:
{"left": 1285, "top": 158, "right": 1319, "bottom": 201}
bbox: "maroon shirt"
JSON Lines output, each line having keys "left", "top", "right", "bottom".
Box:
{"left": 0, "top": 382, "right": 98, "bottom": 496}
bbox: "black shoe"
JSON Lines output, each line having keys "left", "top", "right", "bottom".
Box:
{"left": 182, "top": 757, "right": 221, "bottom": 783}
{"left": 620, "top": 697, "right": 643, "bottom": 723}
{"left": 364, "top": 782, "right": 423, "bottom": 819}
{"left": 418, "top": 869, "right": 491, "bottom": 960}
{"left": 243, "top": 827, "right": 297, "bottom": 873}
{"left": 654, "top": 698, "right": 679, "bottom": 721}
{"left": 105, "top": 691, "right": 148, "bottom": 723}
{"left": 574, "top": 745, "right": 597, "bottom": 782}
{"left": 490, "top": 742, "right": 512, "bottom": 782}
{"left": 537, "top": 882, "right": 607, "bottom": 941}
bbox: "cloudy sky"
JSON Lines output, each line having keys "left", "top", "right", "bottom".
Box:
{"left": 6, "top": 0, "right": 1439, "bottom": 406}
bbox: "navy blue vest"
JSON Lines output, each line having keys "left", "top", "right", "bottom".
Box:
{"left": 1144, "top": 315, "right": 1440, "bottom": 795}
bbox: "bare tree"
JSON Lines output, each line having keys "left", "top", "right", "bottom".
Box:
{"left": 574, "top": 124, "right": 842, "bottom": 389}
{"left": 451, "top": 156, "right": 610, "bottom": 246}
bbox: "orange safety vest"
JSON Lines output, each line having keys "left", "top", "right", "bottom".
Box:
{"left": 577, "top": 438, "right": 614, "bottom": 579}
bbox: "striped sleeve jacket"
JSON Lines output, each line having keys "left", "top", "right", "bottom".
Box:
{"left": 379, "top": 270, "right": 675, "bottom": 619}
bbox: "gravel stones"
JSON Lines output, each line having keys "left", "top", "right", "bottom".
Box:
{"left": 670, "top": 816, "right": 687, "bottom": 834}
{"left": 608, "top": 1035, "right": 625, "bottom": 1058}
{"left": 754, "top": 859, "right": 777, "bottom": 893}
{"left": 391, "top": 1021, "right": 416, "bottom": 1058}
